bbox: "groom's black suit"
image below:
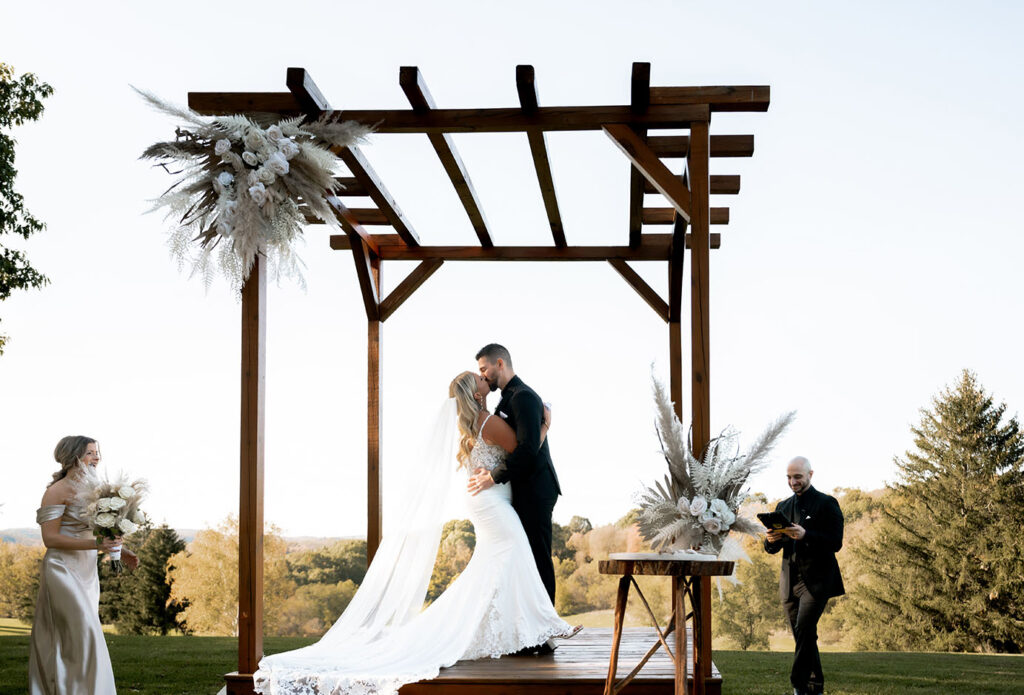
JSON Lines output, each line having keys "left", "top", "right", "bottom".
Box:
{"left": 488, "top": 375, "right": 561, "bottom": 604}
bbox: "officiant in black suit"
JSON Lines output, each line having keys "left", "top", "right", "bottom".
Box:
{"left": 467, "top": 344, "right": 561, "bottom": 606}
{"left": 764, "top": 457, "right": 845, "bottom": 695}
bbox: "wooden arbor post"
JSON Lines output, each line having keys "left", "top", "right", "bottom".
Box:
{"left": 225, "top": 255, "right": 266, "bottom": 695}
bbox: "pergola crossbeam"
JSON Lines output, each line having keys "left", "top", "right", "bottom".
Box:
{"left": 643, "top": 207, "right": 729, "bottom": 225}
{"left": 329, "top": 233, "right": 720, "bottom": 260}
{"left": 649, "top": 85, "right": 770, "bottom": 112}
{"left": 644, "top": 175, "right": 739, "bottom": 196}
{"left": 399, "top": 66, "right": 494, "bottom": 248}
{"left": 518, "top": 65, "right": 567, "bottom": 248}
{"left": 648, "top": 134, "right": 754, "bottom": 158}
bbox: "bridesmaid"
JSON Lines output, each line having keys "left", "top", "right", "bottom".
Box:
{"left": 28, "top": 436, "right": 138, "bottom": 695}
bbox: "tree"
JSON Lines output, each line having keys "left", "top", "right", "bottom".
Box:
{"left": 0, "top": 64, "right": 53, "bottom": 354}
{"left": 274, "top": 580, "right": 358, "bottom": 637}
{"left": 712, "top": 537, "right": 786, "bottom": 650}
{"left": 0, "top": 542, "right": 44, "bottom": 622}
{"left": 849, "top": 370, "right": 1024, "bottom": 652}
{"left": 115, "top": 525, "right": 187, "bottom": 635}
{"left": 427, "top": 519, "right": 475, "bottom": 602}
{"left": 167, "top": 517, "right": 294, "bottom": 635}
{"left": 287, "top": 539, "right": 367, "bottom": 587}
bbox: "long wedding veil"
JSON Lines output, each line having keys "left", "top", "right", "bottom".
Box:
{"left": 296, "top": 397, "right": 461, "bottom": 652}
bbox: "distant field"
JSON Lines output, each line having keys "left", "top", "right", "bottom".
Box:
{"left": 2, "top": 623, "right": 1021, "bottom": 695}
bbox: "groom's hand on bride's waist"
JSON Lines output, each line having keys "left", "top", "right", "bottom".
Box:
{"left": 467, "top": 468, "right": 495, "bottom": 496}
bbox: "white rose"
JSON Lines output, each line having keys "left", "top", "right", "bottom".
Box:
{"left": 709, "top": 499, "right": 736, "bottom": 527}
{"left": 133, "top": 510, "right": 147, "bottom": 525}
{"left": 265, "top": 151, "right": 290, "bottom": 176}
{"left": 675, "top": 497, "right": 690, "bottom": 516}
{"left": 95, "top": 513, "right": 116, "bottom": 528}
{"left": 224, "top": 200, "right": 238, "bottom": 218}
{"left": 97, "top": 498, "right": 112, "bottom": 512}
{"left": 279, "top": 139, "right": 300, "bottom": 160}
{"left": 108, "top": 496, "right": 127, "bottom": 511}
{"left": 242, "top": 151, "right": 259, "bottom": 167}
{"left": 118, "top": 518, "right": 138, "bottom": 535}
{"left": 702, "top": 516, "right": 723, "bottom": 534}
{"left": 118, "top": 486, "right": 136, "bottom": 500}
{"left": 257, "top": 167, "right": 276, "bottom": 185}
{"left": 243, "top": 129, "right": 266, "bottom": 151}
{"left": 689, "top": 495, "right": 708, "bottom": 517}
{"left": 248, "top": 183, "right": 268, "bottom": 207}
{"left": 266, "top": 125, "right": 283, "bottom": 142}
{"left": 214, "top": 139, "right": 232, "bottom": 156}
{"left": 217, "top": 171, "right": 234, "bottom": 187}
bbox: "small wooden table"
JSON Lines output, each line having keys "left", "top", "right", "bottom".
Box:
{"left": 598, "top": 553, "right": 734, "bottom": 695}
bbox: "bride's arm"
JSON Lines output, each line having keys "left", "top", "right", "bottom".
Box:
{"left": 480, "top": 406, "right": 551, "bottom": 454}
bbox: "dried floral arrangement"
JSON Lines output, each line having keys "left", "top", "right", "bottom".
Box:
{"left": 636, "top": 375, "right": 795, "bottom": 556}
{"left": 136, "top": 88, "right": 372, "bottom": 290}
{"left": 72, "top": 468, "right": 148, "bottom": 573}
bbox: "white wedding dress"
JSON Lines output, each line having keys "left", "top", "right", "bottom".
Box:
{"left": 255, "top": 409, "right": 571, "bottom": 695}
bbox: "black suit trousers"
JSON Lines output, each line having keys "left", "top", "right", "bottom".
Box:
{"left": 783, "top": 575, "right": 828, "bottom": 694}
{"left": 514, "top": 497, "right": 557, "bottom": 605}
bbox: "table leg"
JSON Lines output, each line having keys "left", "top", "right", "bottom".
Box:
{"left": 604, "top": 575, "right": 631, "bottom": 695}
{"left": 691, "top": 576, "right": 711, "bottom": 695}
{"left": 673, "top": 576, "right": 686, "bottom": 695}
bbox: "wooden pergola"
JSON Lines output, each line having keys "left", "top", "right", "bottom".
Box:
{"left": 188, "top": 64, "right": 769, "bottom": 695}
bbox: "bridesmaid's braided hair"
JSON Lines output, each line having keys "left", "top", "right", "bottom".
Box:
{"left": 449, "top": 372, "right": 481, "bottom": 469}
{"left": 49, "top": 435, "right": 97, "bottom": 487}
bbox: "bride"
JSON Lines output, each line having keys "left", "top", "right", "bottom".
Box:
{"left": 254, "top": 371, "right": 580, "bottom": 695}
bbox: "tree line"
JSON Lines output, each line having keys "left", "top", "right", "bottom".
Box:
{"left": 2, "top": 370, "right": 1020, "bottom": 651}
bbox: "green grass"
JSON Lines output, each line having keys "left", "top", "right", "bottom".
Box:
{"left": 2, "top": 622, "right": 1022, "bottom": 695}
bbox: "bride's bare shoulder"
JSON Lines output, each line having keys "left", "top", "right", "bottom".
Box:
{"left": 40, "top": 479, "right": 70, "bottom": 506}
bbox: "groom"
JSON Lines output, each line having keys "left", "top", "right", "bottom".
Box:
{"left": 467, "top": 343, "right": 561, "bottom": 607}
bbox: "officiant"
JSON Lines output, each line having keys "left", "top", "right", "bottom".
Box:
{"left": 763, "top": 456, "right": 844, "bottom": 695}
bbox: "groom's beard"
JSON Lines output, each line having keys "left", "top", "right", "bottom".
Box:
{"left": 488, "top": 381, "right": 499, "bottom": 392}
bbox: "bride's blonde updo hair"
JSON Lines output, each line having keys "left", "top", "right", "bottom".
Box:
{"left": 449, "top": 371, "right": 482, "bottom": 469}
{"left": 50, "top": 435, "right": 97, "bottom": 487}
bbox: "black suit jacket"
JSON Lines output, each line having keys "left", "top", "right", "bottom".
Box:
{"left": 764, "top": 486, "right": 845, "bottom": 601}
{"left": 488, "top": 375, "right": 561, "bottom": 503}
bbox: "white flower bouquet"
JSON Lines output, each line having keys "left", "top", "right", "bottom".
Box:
{"left": 635, "top": 374, "right": 794, "bottom": 556}
{"left": 73, "top": 469, "right": 148, "bottom": 573}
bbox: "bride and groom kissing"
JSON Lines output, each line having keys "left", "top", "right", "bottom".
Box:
{"left": 254, "top": 343, "right": 581, "bottom": 695}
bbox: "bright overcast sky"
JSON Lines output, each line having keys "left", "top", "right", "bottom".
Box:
{"left": 2, "top": 1, "right": 1022, "bottom": 537}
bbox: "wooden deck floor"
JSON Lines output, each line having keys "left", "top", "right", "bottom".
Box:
{"left": 399, "top": 628, "right": 721, "bottom": 695}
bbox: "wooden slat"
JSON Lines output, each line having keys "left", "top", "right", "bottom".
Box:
{"left": 304, "top": 206, "right": 389, "bottom": 226}
{"left": 608, "top": 260, "right": 669, "bottom": 322}
{"left": 334, "top": 176, "right": 369, "bottom": 196}
{"left": 379, "top": 260, "right": 444, "bottom": 322}
{"left": 188, "top": 92, "right": 302, "bottom": 116}
{"left": 324, "top": 104, "right": 709, "bottom": 134}
{"left": 237, "top": 256, "right": 266, "bottom": 680}
{"left": 400, "top": 66, "right": 493, "bottom": 248}
{"left": 649, "top": 85, "right": 770, "bottom": 112}
{"left": 604, "top": 124, "right": 692, "bottom": 223}
{"left": 647, "top": 135, "right": 754, "bottom": 158}
{"left": 329, "top": 234, "right": 721, "bottom": 260}
{"left": 326, "top": 198, "right": 380, "bottom": 257}
{"left": 336, "top": 146, "right": 421, "bottom": 246}
{"left": 286, "top": 67, "right": 330, "bottom": 116}
{"left": 628, "top": 62, "right": 651, "bottom": 248}
{"left": 641, "top": 208, "right": 729, "bottom": 225}
{"left": 518, "top": 65, "right": 566, "bottom": 248}
{"left": 644, "top": 175, "right": 739, "bottom": 195}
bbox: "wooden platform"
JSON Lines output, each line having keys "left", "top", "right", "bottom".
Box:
{"left": 399, "top": 628, "right": 721, "bottom": 695}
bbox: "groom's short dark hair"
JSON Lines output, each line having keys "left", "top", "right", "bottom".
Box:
{"left": 476, "top": 343, "right": 512, "bottom": 367}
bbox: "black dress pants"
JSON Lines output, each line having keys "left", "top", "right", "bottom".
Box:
{"left": 514, "top": 496, "right": 557, "bottom": 605}
{"left": 783, "top": 576, "right": 828, "bottom": 694}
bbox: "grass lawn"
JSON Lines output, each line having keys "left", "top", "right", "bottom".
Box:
{"left": 2, "top": 619, "right": 1022, "bottom": 695}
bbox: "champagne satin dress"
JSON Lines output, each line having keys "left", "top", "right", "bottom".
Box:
{"left": 28, "top": 504, "right": 116, "bottom": 694}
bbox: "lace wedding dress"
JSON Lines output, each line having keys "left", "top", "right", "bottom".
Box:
{"left": 255, "top": 408, "right": 571, "bottom": 695}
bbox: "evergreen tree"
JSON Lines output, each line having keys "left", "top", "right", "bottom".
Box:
{"left": 712, "top": 537, "right": 785, "bottom": 650}
{"left": 116, "top": 525, "right": 187, "bottom": 635}
{"left": 850, "top": 370, "right": 1024, "bottom": 652}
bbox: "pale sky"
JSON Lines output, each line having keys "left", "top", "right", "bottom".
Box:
{"left": 2, "top": 1, "right": 1022, "bottom": 537}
